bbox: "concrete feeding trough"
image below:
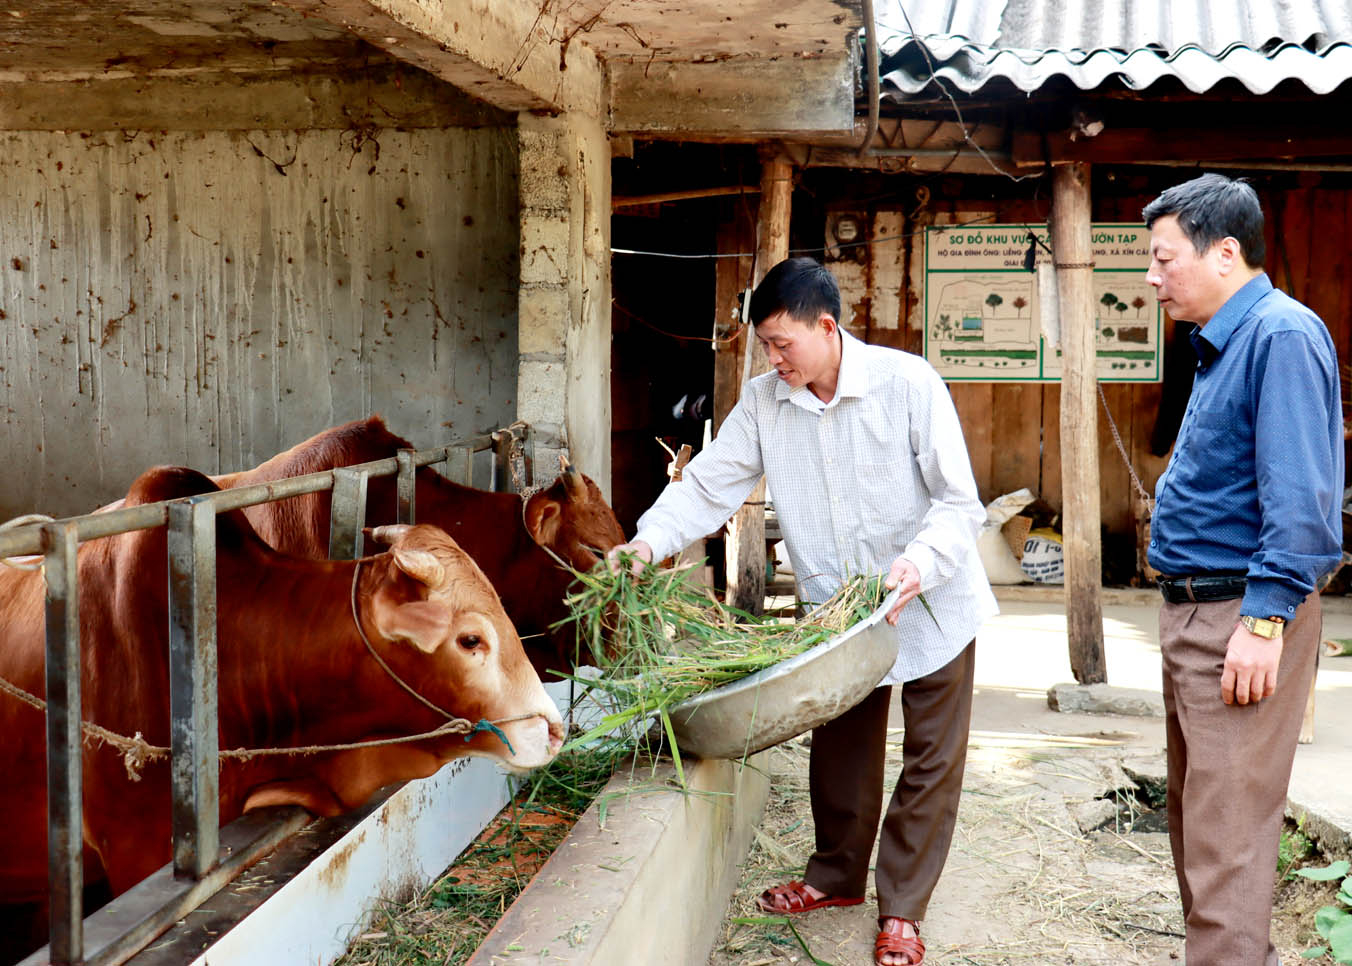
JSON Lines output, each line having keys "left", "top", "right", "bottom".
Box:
{"left": 668, "top": 587, "right": 900, "bottom": 760}
{"left": 468, "top": 752, "right": 772, "bottom": 965}
{"left": 468, "top": 589, "right": 901, "bottom": 964}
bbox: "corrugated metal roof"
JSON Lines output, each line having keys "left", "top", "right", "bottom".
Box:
{"left": 877, "top": 0, "right": 1352, "bottom": 96}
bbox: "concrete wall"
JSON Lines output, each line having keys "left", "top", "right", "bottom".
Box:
{"left": 0, "top": 124, "right": 519, "bottom": 519}
{"left": 515, "top": 113, "right": 612, "bottom": 495}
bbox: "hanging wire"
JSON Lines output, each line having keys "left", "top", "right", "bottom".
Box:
{"left": 614, "top": 300, "right": 745, "bottom": 345}
{"left": 612, "top": 213, "right": 999, "bottom": 260}
{"left": 879, "top": 0, "right": 1044, "bottom": 184}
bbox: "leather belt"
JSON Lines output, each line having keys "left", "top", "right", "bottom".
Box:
{"left": 1157, "top": 575, "right": 1247, "bottom": 604}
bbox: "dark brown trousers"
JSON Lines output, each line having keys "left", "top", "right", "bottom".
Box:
{"left": 803, "top": 641, "right": 976, "bottom": 921}
{"left": 1160, "top": 594, "right": 1321, "bottom": 966}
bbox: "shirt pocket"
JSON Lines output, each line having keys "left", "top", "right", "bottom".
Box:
{"left": 1185, "top": 407, "right": 1248, "bottom": 482}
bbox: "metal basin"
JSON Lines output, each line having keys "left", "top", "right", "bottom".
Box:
{"left": 667, "top": 588, "right": 900, "bottom": 760}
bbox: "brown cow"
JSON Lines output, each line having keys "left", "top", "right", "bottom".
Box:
{"left": 0, "top": 466, "right": 563, "bottom": 910}
{"left": 212, "top": 417, "right": 626, "bottom": 676}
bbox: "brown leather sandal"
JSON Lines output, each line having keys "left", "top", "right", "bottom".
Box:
{"left": 754, "top": 879, "right": 864, "bottom": 914}
{"left": 875, "top": 917, "right": 925, "bottom": 965}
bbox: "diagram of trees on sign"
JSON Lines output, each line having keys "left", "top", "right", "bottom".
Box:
{"left": 924, "top": 222, "right": 1162, "bottom": 382}
{"left": 927, "top": 277, "right": 1038, "bottom": 372}
{"left": 1088, "top": 285, "right": 1156, "bottom": 373}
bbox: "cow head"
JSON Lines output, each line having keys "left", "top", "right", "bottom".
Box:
{"left": 522, "top": 459, "right": 626, "bottom": 574}
{"left": 364, "top": 524, "right": 564, "bottom": 772}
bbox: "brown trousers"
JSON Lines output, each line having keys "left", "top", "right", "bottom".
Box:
{"left": 1160, "top": 594, "right": 1321, "bottom": 966}
{"left": 803, "top": 641, "right": 976, "bottom": 921}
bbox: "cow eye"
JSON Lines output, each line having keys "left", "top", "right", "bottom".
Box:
{"left": 457, "top": 633, "right": 482, "bottom": 650}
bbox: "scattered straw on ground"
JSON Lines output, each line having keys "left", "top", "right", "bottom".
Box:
{"left": 709, "top": 725, "right": 1347, "bottom": 966}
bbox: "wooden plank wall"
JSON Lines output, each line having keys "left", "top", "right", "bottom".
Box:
{"left": 1266, "top": 184, "right": 1352, "bottom": 417}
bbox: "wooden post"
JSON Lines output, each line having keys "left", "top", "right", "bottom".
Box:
{"left": 712, "top": 208, "right": 755, "bottom": 432}
{"left": 1051, "top": 162, "right": 1107, "bottom": 683}
{"left": 725, "top": 155, "right": 792, "bottom": 615}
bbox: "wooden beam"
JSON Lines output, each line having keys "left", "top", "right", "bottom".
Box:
{"left": 609, "top": 54, "right": 855, "bottom": 139}
{"left": 273, "top": 0, "right": 603, "bottom": 115}
{"left": 613, "top": 185, "right": 759, "bottom": 209}
{"left": 1051, "top": 163, "right": 1107, "bottom": 684}
{"left": 1013, "top": 127, "right": 1352, "bottom": 168}
{"left": 725, "top": 157, "right": 792, "bottom": 616}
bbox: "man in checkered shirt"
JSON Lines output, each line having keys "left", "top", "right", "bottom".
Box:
{"left": 608, "top": 257, "right": 996, "bottom": 966}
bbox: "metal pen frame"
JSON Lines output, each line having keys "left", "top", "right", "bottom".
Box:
{"left": 8, "top": 423, "right": 532, "bottom": 966}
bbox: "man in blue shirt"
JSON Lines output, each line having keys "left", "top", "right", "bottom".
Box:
{"left": 1144, "top": 173, "right": 1343, "bottom": 964}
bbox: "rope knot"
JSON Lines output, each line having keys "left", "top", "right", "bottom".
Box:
{"left": 464, "top": 717, "right": 516, "bottom": 756}
{"left": 123, "top": 731, "right": 154, "bottom": 782}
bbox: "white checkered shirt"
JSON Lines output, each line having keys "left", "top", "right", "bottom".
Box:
{"left": 633, "top": 331, "right": 997, "bottom": 684}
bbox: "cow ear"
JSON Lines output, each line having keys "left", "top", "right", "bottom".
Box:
{"left": 391, "top": 546, "right": 446, "bottom": 589}
{"left": 372, "top": 599, "right": 452, "bottom": 654}
{"left": 369, "top": 524, "right": 412, "bottom": 547}
{"left": 523, "top": 491, "right": 562, "bottom": 547}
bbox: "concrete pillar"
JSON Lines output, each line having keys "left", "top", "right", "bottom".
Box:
{"left": 516, "top": 112, "right": 612, "bottom": 495}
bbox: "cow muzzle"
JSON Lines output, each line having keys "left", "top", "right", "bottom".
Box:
{"left": 492, "top": 712, "right": 564, "bottom": 773}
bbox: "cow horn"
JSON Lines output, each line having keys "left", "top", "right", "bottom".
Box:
{"left": 369, "top": 524, "right": 412, "bottom": 546}
{"left": 559, "top": 458, "right": 586, "bottom": 502}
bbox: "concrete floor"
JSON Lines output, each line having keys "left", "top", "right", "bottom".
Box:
{"left": 978, "top": 587, "right": 1352, "bottom": 849}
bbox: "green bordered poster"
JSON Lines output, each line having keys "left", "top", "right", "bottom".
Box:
{"left": 924, "top": 222, "right": 1162, "bottom": 383}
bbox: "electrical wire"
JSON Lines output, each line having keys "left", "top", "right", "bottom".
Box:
{"left": 613, "top": 300, "right": 745, "bottom": 345}
{"left": 612, "top": 213, "right": 998, "bottom": 260}
{"left": 880, "top": 0, "right": 1044, "bottom": 184}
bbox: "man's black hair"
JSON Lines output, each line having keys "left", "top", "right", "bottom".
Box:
{"left": 749, "top": 257, "right": 841, "bottom": 327}
{"left": 1142, "top": 173, "right": 1266, "bottom": 268}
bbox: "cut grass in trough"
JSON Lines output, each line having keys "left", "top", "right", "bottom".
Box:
{"left": 556, "top": 560, "right": 889, "bottom": 781}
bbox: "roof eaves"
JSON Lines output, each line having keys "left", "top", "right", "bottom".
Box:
{"left": 880, "top": 38, "right": 1352, "bottom": 98}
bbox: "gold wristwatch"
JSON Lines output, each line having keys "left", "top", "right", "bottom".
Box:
{"left": 1240, "top": 615, "right": 1285, "bottom": 639}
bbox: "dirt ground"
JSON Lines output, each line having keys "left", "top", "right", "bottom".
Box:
{"left": 708, "top": 711, "right": 1343, "bottom": 966}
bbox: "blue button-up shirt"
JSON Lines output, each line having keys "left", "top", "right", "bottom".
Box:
{"left": 1148, "top": 273, "right": 1343, "bottom": 618}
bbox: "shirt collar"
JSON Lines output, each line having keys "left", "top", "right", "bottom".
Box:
{"left": 774, "top": 328, "right": 869, "bottom": 409}
{"left": 1191, "top": 273, "right": 1273, "bottom": 363}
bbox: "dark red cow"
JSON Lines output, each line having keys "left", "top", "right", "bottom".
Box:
{"left": 212, "top": 417, "right": 626, "bottom": 675}
{"left": 0, "top": 466, "right": 562, "bottom": 911}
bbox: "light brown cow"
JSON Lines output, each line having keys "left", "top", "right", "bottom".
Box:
{"left": 0, "top": 466, "right": 562, "bottom": 911}
{"left": 211, "top": 417, "right": 626, "bottom": 676}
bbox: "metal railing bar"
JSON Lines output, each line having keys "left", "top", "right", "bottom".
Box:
{"left": 0, "top": 504, "right": 171, "bottom": 559}
{"left": 0, "top": 433, "right": 503, "bottom": 558}
{"left": 408, "top": 435, "right": 496, "bottom": 469}
{"left": 20, "top": 805, "right": 313, "bottom": 966}
{"left": 447, "top": 447, "right": 472, "bottom": 487}
{"left": 168, "top": 497, "right": 220, "bottom": 880}
{"left": 516, "top": 423, "right": 534, "bottom": 490}
{"left": 491, "top": 430, "right": 512, "bottom": 493}
{"left": 44, "top": 521, "right": 83, "bottom": 966}
{"left": 395, "top": 450, "right": 417, "bottom": 526}
{"left": 328, "top": 468, "right": 369, "bottom": 561}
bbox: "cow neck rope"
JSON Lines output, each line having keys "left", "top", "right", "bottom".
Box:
{"left": 0, "top": 673, "right": 508, "bottom": 779}
{"left": 349, "top": 557, "right": 537, "bottom": 736}
{"left": 350, "top": 556, "right": 466, "bottom": 723}
{"left": 0, "top": 672, "right": 500, "bottom": 782}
